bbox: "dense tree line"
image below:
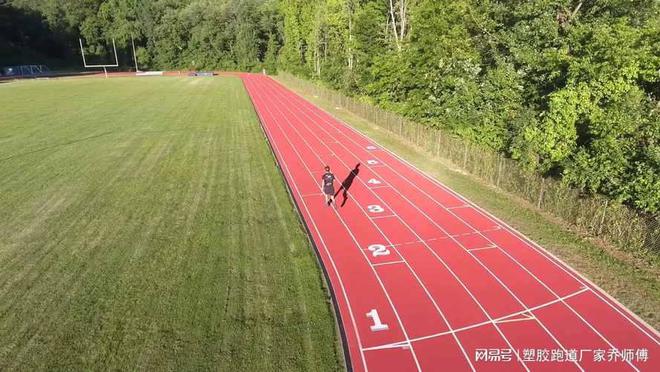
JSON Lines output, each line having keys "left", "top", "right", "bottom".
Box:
{"left": 2, "top": 0, "right": 658, "bottom": 213}
{"left": 279, "top": 0, "right": 660, "bottom": 214}
{"left": 2, "top": 0, "right": 281, "bottom": 71}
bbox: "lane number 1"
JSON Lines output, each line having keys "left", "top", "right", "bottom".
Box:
{"left": 366, "top": 309, "right": 389, "bottom": 332}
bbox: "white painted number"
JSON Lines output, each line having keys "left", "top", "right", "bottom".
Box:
{"left": 367, "top": 160, "right": 379, "bottom": 165}
{"left": 367, "top": 178, "right": 382, "bottom": 185}
{"left": 366, "top": 146, "right": 377, "bottom": 150}
{"left": 367, "top": 205, "right": 385, "bottom": 213}
{"left": 366, "top": 309, "right": 389, "bottom": 332}
{"left": 368, "top": 244, "right": 390, "bottom": 257}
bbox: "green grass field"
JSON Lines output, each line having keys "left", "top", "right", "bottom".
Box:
{"left": 0, "top": 77, "right": 342, "bottom": 371}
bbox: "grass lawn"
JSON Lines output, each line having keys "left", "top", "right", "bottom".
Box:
{"left": 0, "top": 77, "right": 343, "bottom": 371}
{"left": 276, "top": 76, "right": 660, "bottom": 331}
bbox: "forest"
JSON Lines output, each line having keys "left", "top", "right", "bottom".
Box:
{"left": 1, "top": 0, "right": 658, "bottom": 214}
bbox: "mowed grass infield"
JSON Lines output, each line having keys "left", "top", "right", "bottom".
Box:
{"left": 0, "top": 77, "right": 342, "bottom": 371}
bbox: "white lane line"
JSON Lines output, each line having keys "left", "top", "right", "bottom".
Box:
{"left": 245, "top": 78, "right": 369, "bottom": 372}
{"left": 372, "top": 261, "right": 406, "bottom": 267}
{"left": 272, "top": 81, "right": 536, "bottom": 371}
{"left": 255, "top": 78, "right": 422, "bottom": 371}
{"left": 318, "top": 89, "right": 660, "bottom": 345}
{"left": 264, "top": 79, "right": 493, "bottom": 372}
{"left": 264, "top": 79, "right": 476, "bottom": 371}
{"left": 369, "top": 214, "right": 397, "bottom": 220}
{"left": 467, "top": 245, "right": 497, "bottom": 252}
{"left": 363, "top": 287, "right": 589, "bottom": 352}
{"left": 447, "top": 205, "right": 470, "bottom": 210}
{"left": 283, "top": 86, "right": 637, "bottom": 370}
{"left": 302, "top": 193, "right": 323, "bottom": 198}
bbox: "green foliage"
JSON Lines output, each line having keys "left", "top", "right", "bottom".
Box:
{"left": 3, "top": 0, "right": 280, "bottom": 71}
{"left": 3, "top": 0, "right": 658, "bottom": 213}
{"left": 278, "top": 0, "right": 660, "bottom": 214}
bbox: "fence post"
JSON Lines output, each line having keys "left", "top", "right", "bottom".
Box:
{"left": 537, "top": 178, "right": 545, "bottom": 209}
{"left": 598, "top": 199, "right": 609, "bottom": 235}
{"left": 462, "top": 142, "right": 469, "bottom": 169}
{"left": 496, "top": 155, "right": 503, "bottom": 188}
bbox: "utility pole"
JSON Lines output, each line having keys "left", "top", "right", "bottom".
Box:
{"left": 131, "top": 35, "right": 140, "bottom": 72}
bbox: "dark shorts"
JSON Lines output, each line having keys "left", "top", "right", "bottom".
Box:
{"left": 323, "top": 185, "right": 335, "bottom": 196}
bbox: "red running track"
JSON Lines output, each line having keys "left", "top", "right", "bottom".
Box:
{"left": 241, "top": 74, "right": 659, "bottom": 372}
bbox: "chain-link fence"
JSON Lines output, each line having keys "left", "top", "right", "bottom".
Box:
{"left": 276, "top": 72, "right": 659, "bottom": 254}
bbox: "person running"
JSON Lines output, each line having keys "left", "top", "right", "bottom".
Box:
{"left": 320, "top": 165, "right": 336, "bottom": 206}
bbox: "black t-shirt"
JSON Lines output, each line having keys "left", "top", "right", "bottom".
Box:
{"left": 322, "top": 172, "right": 335, "bottom": 187}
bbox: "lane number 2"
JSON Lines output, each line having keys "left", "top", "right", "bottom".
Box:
{"left": 367, "top": 205, "right": 384, "bottom": 213}
{"left": 368, "top": 244, "right": 390, "bottom": 257}
{"left": 367, "top": 160, "right": 379, "bottom": 165}
{"left": 366, "top": 309, "right": 389, "bottom": 332}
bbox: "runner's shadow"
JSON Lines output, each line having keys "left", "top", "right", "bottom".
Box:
{"left": 335, "top": 163, "right": 360, "bottom": 207}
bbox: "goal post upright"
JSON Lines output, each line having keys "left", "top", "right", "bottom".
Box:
{"left": 79, "top": 37, "right": 119, "bottom": 78}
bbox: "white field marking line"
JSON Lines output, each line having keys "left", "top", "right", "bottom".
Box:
{"left": 367, "top": 185, "right": 391, "bottom": 189}
{"left": 446, "top": 205, "right": 470, "bottom": 210}
{"left": 263, "top": 80, "right": 475, "bottom": 371}
{"left": 310, "top": 121, "right": 586, "bottom": 372}
{"left": 287, "top": 86, "right": 654, "bottom": 371}
{"left": 495, "top": 317, "right": 536, "bottom": 325}
{"left": 362, "top": 287, "right": 589, "bottom": 352}
{"left": 268, "top": 80, "right": 581, "bottom": 371}
{"left": 244, "top": 78, "right": 368, "bottom": 372}
{"left": 265, "top": 80, "right": 518, "bottom": 372}
{"left": 269, "top": 81, "right": 544, "bottom": 371}
{"left": 278, "top": 82, "right": 637, "bottom": 363}
{"left": 291, "top": 74, "right": 660, "bottom": 343}
{"left": 265, "top": 80, "right": 481, "bottom": 370}
{"left": 372, "top": 260, "right": 406, "bottom": 267}
{"left": 271, "top": 79, "right": 607, "bottom": 371}
{"left": 317, "top": 112, "right": 644, "bottom": 371}
{"left": 467, "top": 245, "right": 497, "bottom": 252}
{"left": 265, "top": 86, "right": 428, "bottom": 372}
{"left": 385, "top": 237, "right": 446, "bottom": 249}
{"left": 369, "top": 214, "right": 397, "bottom": 220}
{"left": 302, "top": 193, "right": 323, "bottom": 198}
{"left": 311, "top": 83, "right": 660, "bottom": 344}
{"left": 447, "top": 227, "right": 502, "bottom": 239}
{"left": 262, "top": 80, "right": 480, "bottom": 371}
{"left": 364, "top": 341, "right": 411, "bottom": 351}
{"left": 255, "top": 79, "right": 422, "bottom": 372}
